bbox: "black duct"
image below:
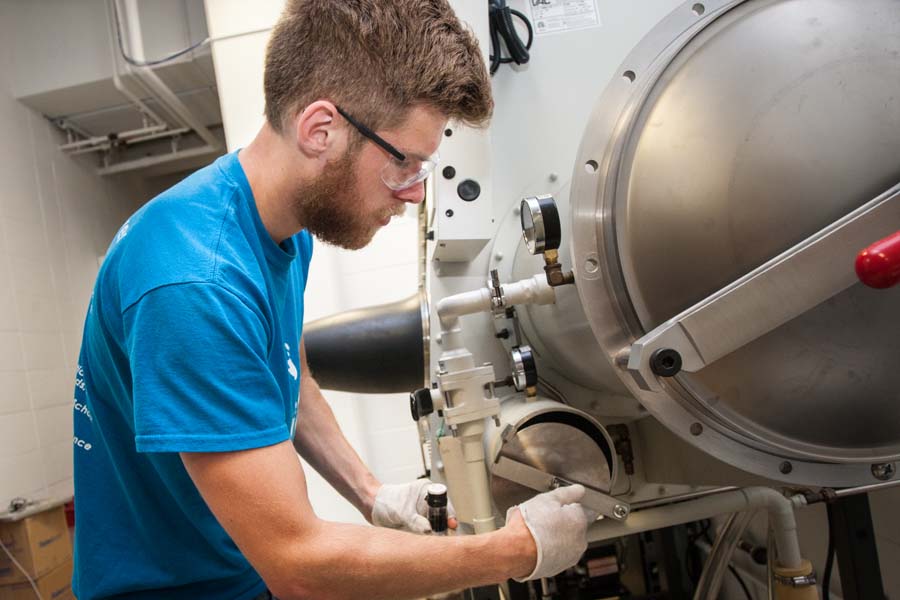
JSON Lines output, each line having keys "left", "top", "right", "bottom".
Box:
{"left": 303, "top": 292, "right": 427, "bottom": 394}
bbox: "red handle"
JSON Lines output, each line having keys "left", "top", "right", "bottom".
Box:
{"left": 856, "top": 230, "right": 900, "bottom": 289}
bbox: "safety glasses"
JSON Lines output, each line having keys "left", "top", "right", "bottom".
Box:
{"left": 336, "top": 106, "right": 440, "bottom": 191}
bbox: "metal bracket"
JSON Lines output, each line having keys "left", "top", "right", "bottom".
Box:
{"left": 493, "top": 455, "right": 630, "bottom": 521}
{"left": 628, "top": 181, "right": 900, "bottom": 391}
{"left": 488, "top": 269, "right": 505, "bottom": 313}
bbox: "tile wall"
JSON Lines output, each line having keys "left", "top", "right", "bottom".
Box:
{"left": 0, "top": 18, "right": 148, "bottom": 508}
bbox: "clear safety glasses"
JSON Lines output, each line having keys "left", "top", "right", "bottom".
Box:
{"left": 336, "top": 106, "right": 440, "bottom": 191}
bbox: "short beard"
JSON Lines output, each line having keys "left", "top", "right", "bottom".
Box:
{"left": 292, "top": 148, "right": 377, "bottom": 250}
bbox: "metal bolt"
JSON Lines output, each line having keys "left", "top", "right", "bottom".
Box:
{"left": 613, "top": 505, "right": 629, "bottom": 519}
{"left": 445, "top": 209, "right": 454, "bottom": 218}
{"left": 690, "top": 422, "right": 703, "bottom": 436}
{"left": 549, "top": 172, "right": 559, "bottom": 182}
{"left": 780, "top": 461, "right": 793, "bottom": 474}
{"left": 549, "top": 477, "right": 562, "bottom": 490}
{"left": 872, "top": 463, "right": 896, "bottom": 481}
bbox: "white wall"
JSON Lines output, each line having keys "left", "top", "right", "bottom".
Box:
{"left": 204, "top": 0, "right": 424, "bottom": 525}
{"left": 0, "top": 5, "right": 148, "bottom": 509}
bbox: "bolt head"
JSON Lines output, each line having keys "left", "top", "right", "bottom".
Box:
{"left": 779, "top": 461, "right": 793, "bottom": 474}
{"left": 872, "top": 462, "right": 896, "bottom": 481}
{"left": 613, "top": 505, "right": 629, "bottom": 519}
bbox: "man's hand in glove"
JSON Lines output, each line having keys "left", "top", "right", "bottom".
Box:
{"left": 504, "top": 484, "right": 598, "bottom": 581}
{"left": 371, "top": 479, "right": 457, "bottom": 534}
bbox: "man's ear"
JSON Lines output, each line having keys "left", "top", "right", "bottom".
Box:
{"left": 292, "top": 101, "right": 345, "bottom": 160}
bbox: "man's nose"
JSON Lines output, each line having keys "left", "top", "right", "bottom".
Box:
{"left": 393, "top": 180, "right": 426, "bottom": 204}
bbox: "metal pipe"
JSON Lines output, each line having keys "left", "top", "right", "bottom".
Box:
{"left": 832, "top": 478, "right": 900, "bottom": 498}
{"left": 630, "top": 486, "right": 739, "bottom": 510}
{"left": 59, "top": 124, "right": 168, "bottom": 151}
{"left": 693, "top": 511, "right": 756, "bottom": 600}
{"left": 587, "top": 486, "right": 805, "bottom": 569}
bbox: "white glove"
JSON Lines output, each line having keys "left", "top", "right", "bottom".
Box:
{"left": 371, "top": 479, "right": 454, "bottom": 534}
{"left": 505, "top": 484, "right": 598, "bottom": 581}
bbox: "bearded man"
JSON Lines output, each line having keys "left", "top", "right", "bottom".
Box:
{"left": 72, "top": 2, "right": 595, "bottom": 598}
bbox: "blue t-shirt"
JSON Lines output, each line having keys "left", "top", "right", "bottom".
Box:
{"left": 72, "top": 151, "right": 313, "bottom": 600}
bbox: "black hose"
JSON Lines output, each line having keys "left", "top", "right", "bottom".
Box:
{"left": 728, "top": 565, "right": 754, "bottom": 600}
{"left": 488, "top": 0, "right": 534, "bottom": 75}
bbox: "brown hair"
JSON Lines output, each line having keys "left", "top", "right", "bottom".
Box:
{"left": 264, "top": 0, "right": 493, "bottom": 134}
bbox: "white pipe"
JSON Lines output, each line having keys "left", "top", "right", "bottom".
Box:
{"left": 502, "top": 275, "right": 556, "bottom": 308}
{"left": 110, "top": 0, "right": 221, "bottom": 150}
{"left": 435, "top": 274, "right": 554, "bottom": 326}
{"left": 587, "top": 487, "right": 805, "bottom": 569}
{"left": 435, "top": 275, "right": 555, "bottom": 354}
{"left": 436, "top": 288, "right": 492, "bottom": 325}
{"left": 105, "top": 1, "right": 167, "bottom": 128}
{"left": 459, "top": 420, "right": 496, "bottom": 534}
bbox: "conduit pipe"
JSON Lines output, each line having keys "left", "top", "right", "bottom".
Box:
{"left": 693, "top": 511, "right": 757, "bottom": 600}
{"left": 586, "top": 486, "right": 805, "bottom": 569}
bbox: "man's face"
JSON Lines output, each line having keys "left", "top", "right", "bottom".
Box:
{"left": 293, "top": 105, "right": 446, "bottom": 250}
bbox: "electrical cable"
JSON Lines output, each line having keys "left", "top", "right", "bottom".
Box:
{"left": 0, "top": 536, "right": 43, "bottom": 600}
{"left": 111, "top": 0, "right": 270, "bottom": 68}
{"left": 488, "top": 0, "right": 533, "bottom": 75}
{"left": 728, "top": 564, "right": 754, "bottom": 600}
{"left": 112, "top": 0, "right": 209, "bottom": 67}
{"left": 823, "top": 506, "right": 835, "bottom": 600}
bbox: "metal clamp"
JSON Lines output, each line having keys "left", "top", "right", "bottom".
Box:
{"left": 489, "top": 269, "right": 506, "bottom": 312}
{"left": 774, "top": 572, "right": 818, "bottom": 588}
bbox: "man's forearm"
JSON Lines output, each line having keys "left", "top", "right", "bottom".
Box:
{"left": 277, "top": 518, "right": 534, "bottom": 600}
{"left": 292, "top": 374, "right": 381, "bottom": 519}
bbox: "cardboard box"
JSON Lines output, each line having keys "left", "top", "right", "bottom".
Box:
{"left": 0, "top": 557, "right": 73, "bottom": 600}
{"left": 0, "top": 506, "right": 72, "bottom": 586}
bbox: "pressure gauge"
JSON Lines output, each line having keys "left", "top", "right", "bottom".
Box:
{"left": 520, "top": 195, "right": 561, "bottom": 255}
{"left": 510, "top": 345, "right": 538, "bottom": 392}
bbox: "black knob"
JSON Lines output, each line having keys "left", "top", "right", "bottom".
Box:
{"left": 410, "top": 388, "right": 434, "bottom": 421}
{"left": 457, "top": 179, "right": 481, "bottom": 202}
{"left": 649, "top": 348, "right": 682, "bottom": 377}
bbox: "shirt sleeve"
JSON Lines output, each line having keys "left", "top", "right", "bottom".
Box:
{"left": 123, "top": 282, "right": 289, "bottom": 453}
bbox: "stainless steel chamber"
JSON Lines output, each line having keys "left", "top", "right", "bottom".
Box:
{"left": 563, "top": 0, "right": 900, "bottom": 486}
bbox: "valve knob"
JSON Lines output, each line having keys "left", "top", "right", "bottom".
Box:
{"left": 856, "top": 230, "right": 900, "bottom": 289}
{"left": 410, "top": 388, "right": 434, "bottom": 421}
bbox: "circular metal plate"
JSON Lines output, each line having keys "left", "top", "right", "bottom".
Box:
{"left": 491, "top": 420, "right": 613, "bottom": 515}
{"left": 571, "top": 0, "right": 900, "bottom": 485}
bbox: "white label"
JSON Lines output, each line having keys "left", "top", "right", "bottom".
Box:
{"left": 527, "top": 0, "right": 601, "bottom": 36}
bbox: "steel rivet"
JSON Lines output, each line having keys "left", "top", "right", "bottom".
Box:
{"left": 780, "top": 461, "right": 793, "bottom": 475}
{"left": 690, "top": 423, "right": 703, "bottom": 436}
